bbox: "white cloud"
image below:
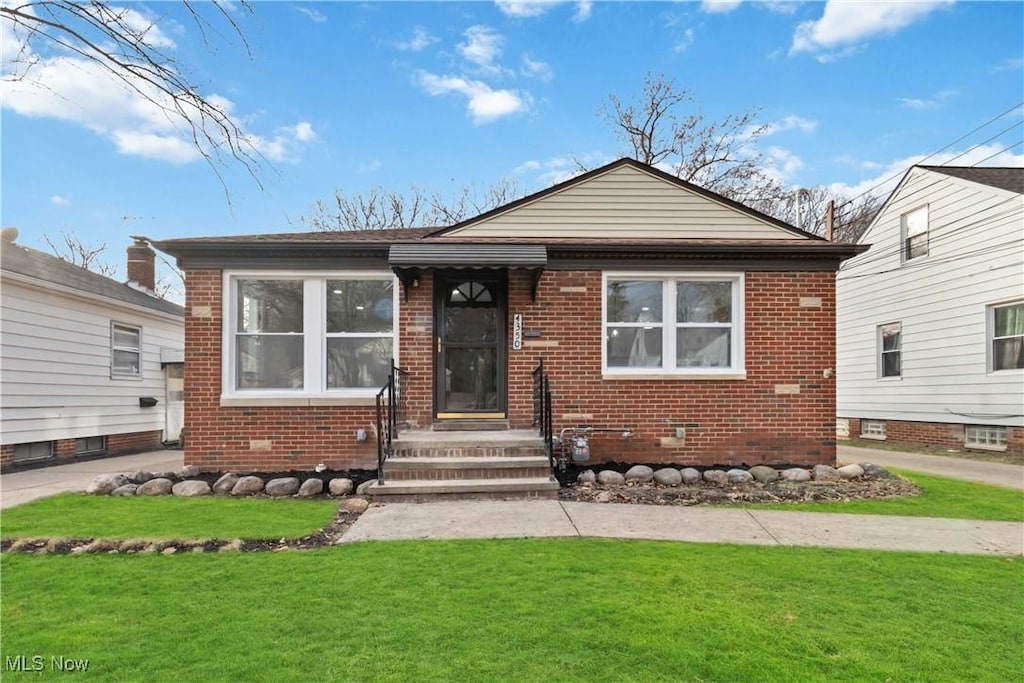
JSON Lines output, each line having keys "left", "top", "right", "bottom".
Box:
{"left": 396, "top": 26, "right": 437, "bottom": 52}
{"left": 765, "top": 146, "right": 804, "bottom": 180}
{"left": 358, "top": 159, "right": 382, "bottom": 173}
{"left": 756, "top": 1, "right": 798, "bottom": 15}
{"left": 458, "top": 25, "right": 505, "bottom": 75}
{"left": 829, "top": 144, "right": 1024, "bottom": 199}
{"left": 992, "top": 57, "right": 1024, "bottom": 73}
{"left": 896, "top": 89, "right": 958, "bottom": 111}
{"left": 792, "top": 1, "right": 954, "bottom": 58}
{"left": 50, "top": 195, "right": 69, "bottom": 206}
{"left": 513, "top": 151, "right": 610, "bottom": 186}
{"left": 295, "top": 6, "right": 327, "bottom": 24}
{"left": 414, "top": 71, "right": 530, "bottom": 124}
{"left": 673, "top": 28, "right": 695, "bottom": 54}
{"left": 0, "top": 13, "right": 314, "bottom": 166}
{"left": 495, "top": 1, "right": 593, "bottom": 21}
{"left": 521, "top": 53, "right": 554, "bottom": 82}
{"left": 701, "top": 0, "right": 743, "bottom": 13}
{"left": 747, "top": 114, "right": 818, "bottom": 140}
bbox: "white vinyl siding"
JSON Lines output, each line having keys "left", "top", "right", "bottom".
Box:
{"left": 223, "top": 271, "right": 398, "bottom": 399}
{"left": 443, "top": 164, "right": 805, "bottom": 240}
{"left": 602, "top": 272, "right": 744, "bottom": 377}
{"left": 837, "top": 168, "right": 1024, "bottom": 429}
{"left": 0, "top": 277, "right": 183, "bottom": 445}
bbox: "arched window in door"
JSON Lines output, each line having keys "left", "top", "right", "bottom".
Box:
{"left": 449, "top": 281, "right": 493, "bottom": 304}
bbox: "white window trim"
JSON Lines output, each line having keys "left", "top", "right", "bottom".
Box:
{"left": 964, "top": 425, "right": 1008, "bottom": 452}
{"left": 111, "top": 322, "right": 143, "bottom": 380}
{"left": 877, "top": 321, "right": 902, "bottom": 380}
{"left": 601, "top": 271, "right": 745, "bottom": 379}
{"left": 987, "top": 299, "right": 1024, "bottom": 374}
{"left": 222, "top": 270, "right": 399, "bottom": 401}
{"left": 900, "top": 205, "right": 929, "bottom": 263}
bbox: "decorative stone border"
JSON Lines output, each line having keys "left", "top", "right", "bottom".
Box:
{"left": 580, "top": 463, "right": 883, "bottom": 487}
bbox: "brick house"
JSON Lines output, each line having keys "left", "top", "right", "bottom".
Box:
{"left": 155, "top": 158, "right": 865, "bottom": 496}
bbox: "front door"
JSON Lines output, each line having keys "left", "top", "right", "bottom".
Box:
{"left": 434, "top": 271, "right": 506, "bottom": 419}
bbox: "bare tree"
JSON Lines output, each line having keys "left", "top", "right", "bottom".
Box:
{"left": 1, "top": 1, "right": 262, "bottom": 186}
{"left": 304, "top": 179, "right": 525, "bottom": 231}
{"left": 602, "top": 73, "right": 788, "bottom": 215}
{"left": 769, "top": 187, "right": 883, "bottom": 242}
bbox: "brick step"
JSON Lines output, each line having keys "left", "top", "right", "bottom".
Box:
{"left": 365, "top": 476, "right": 560, "bottom": 502}
{"left": 384, "top": 456, "right": 552, "bottom": 481}
{"left": 393, "top": 446, "right": 545, "bottom": 459}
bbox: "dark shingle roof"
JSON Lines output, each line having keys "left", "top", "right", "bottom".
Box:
{"left": 159, "top": 227, "right": 435, "bottom": 245}
{"left": 1, "top": 240, "right": 184, "bottom": 317}
{"left": 919, "top": 166, "right": 1024, "bottom": 194}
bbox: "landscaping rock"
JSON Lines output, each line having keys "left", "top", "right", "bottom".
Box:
{"left": 356, "top": 480, "right": 374, "bottom": 495}
{"left": 749, "top": 465, "right": 779, "bottom": 483}
{"left": 111, "top": 484, "right": 138, "bottom": 497}
{"left": 136, "top": 478, "right": 173, "bottom": 496}
{"left": 162, "top": 547, "right": 178, "bottom": 555}
{"left": 298, "top": 478, "right": 324, "bottom": 497}
{"left": 328, "top": 478, "right": 354, "bottom": 496}
{"left": 177, "top": 465, "right": 201, "bottom": 478}
{"left": 341, "top": 497, "right": 369, "bottom": 513}
{"left": 265, "top": 477, "right": 300, "bottom": 497}
{"left": 219, "top": 539, "right": 244, "bottom": 553}
{"left": 653, "top": 468, "right": 682, "bottom": 486}
{"left": 680, "top": 468, "right": 701, "bottom": 485}
{"left": 812, "top": 465, "right": 840, "bottom": 481}
{"left": 595, "top": 491, "right": 612, "bottom": 503}
{"left": 861, "top": 463, "right": 888, "bottom": 477}
{"left": 577, "top": 470, "right": 597, "bottom": 485}
{"left": 703, "top": 469, "right": 728, "bottom": 486}
{"left": 129, "top": 471, "right": 154, "bottom": 484}
{"left": 86, "top": 474, "right": 128, "bottom": 495}
{"left": 624, "top": 465, "right": 654, "bottom": 483}
{"left": 726, "top": 469, "right": 754, "bottom": 484}
{"left": 212, "top": 473, "right": 240, "bottom": 495}
{"left": 597, "top": 470, "right": 626, "bottom": 486}
{"left": 781, "top": 468, "right": 811, "bottom": 482}
{"left": 172, "top": 480, "right": 211, "bottom": 497}
{"left": 231, "top": 476, "right": 265, "bottom": 496}
{"left": 837, "top": 464, "right": 865, "bottom": 480}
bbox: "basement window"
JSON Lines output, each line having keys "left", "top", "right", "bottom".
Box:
{"left": 13, "top": 441, "right": 54, "bottom": 463}
{"left": 75, "top": 436, "right": 106, "bottom": 455}
{"left": 964, "top": 425, "right": 1007, "bottom": 451}
{"left": 861, "top": 421, "right": 886, "bottom": 440}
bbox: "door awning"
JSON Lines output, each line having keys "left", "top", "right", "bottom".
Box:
{"left": 388, "top": 244, "right": 547, "bottom": 269}
{"left": 389, "top": 244, "right": 547, "bottom": 301}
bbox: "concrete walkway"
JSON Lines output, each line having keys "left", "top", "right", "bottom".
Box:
{"left": 341, "top": 500, "right": 1024, "bottom": 557}
{"left": 838, "top": 444, "right": 1024, "bottom": 490}
{"left": 0, "top": 450, "right": 183, "bottom": 509}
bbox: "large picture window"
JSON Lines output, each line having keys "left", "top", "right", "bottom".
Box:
{"left": 225, "top": 273, "right": 397, "bottom": 397}
{"left": 603, "top": 273, "right": 744, "bottom": 376}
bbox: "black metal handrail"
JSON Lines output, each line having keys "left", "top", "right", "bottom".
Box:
{"left": 376, "top": 359, "right": 406, "bottom": 485}
{"left": 532, "top": 358, "right": 544, "bottom": 429}
{"left": 533, "top": 358, "right": 554, "bottom": 470}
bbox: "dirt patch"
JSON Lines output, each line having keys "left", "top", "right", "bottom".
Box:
{"left": 558, "top": 473, "right": 921, "bottom": 506}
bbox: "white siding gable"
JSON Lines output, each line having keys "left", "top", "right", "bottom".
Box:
{"left": 837, "top": 167, "right": 1024, "bottom": 428}
{"left": 443, "top": 164, "right": 805, "bottom": 240}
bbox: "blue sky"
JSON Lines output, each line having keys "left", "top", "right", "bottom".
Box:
{"left": 2, "top": 0, "right": 1022, "bottom": 290}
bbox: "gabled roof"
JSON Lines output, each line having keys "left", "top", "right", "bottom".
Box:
{"left": 0, "top": 240, "right": 184, "bottom": 317}
{"left": 161, "top": 227, "right": 435, "bottom": 245}
{"left": 917, "top": 166, "right": 1023, "bottom": 195}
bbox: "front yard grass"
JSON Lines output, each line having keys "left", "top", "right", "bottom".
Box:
{"left": 0, "top": 493, "right": 337, "bottom": 540}
{"left": 2, "top": 539, "right": 1021, "bottom": 681}
{"left": 741, "top": 469, "right": 1024, "bottom": 521}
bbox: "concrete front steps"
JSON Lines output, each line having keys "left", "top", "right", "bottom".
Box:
{"left": 365, "top": 430, "right": 560, "bottom": 502}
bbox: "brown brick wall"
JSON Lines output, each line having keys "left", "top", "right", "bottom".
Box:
{"left": 0, "top": 430, "right": 163, "bottom": 468}
{"left": 844, "top": 417, "right": 1023, "bottom": 455}
{"left": 185, "top": 267, "right": 838, "bottom": 471}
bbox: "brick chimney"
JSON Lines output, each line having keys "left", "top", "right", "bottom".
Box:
{"left": 126, "top": 236, "right": 155, "bottom": 292}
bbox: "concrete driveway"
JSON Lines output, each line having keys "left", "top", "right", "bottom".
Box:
{"left": 838, "top": 444, "right": 1024, "bottom": 490}
{"left": 0, "top": 450, "right": 184, "bottom": 509}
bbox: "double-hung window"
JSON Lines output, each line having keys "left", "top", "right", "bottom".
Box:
{"left": 989, "top": 300, "right": 1023, "bottom": 372}
{"left": 878, "top": 322, "right": 901, "bottom": 378}
{"left": 111, "top": 323, "right": 142, "bottom": 378}
{"left": 902, "top": 206, "right": 928, "bottom": 261}
{"left": 603, "top": 273, "right": 744, "bottom": 377}
{"left": 226, "top": 273, "right": 397, "bottom": 398}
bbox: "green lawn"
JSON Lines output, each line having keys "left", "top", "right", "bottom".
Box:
{"left": 2, "top": 540, "right": 1021, "bottom": 681}
{"left": 741, "top": 469, "right": 1024, "bottom": 521}
{"left": 0, "top": 494, "right": 337, "bottom": 540}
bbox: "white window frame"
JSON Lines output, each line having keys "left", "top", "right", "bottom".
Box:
{"left": 877, "top": 322, "right": 902, "bottom": 379}
{"left": 222, "top": 271, "right": 399, "bottom": 401}
{"left": 988, "top": 299, "right": 1024, "bottom": 373}
{"left": 964, "top": 425, "right": 1008, "bottom": 452}
{"left": 601, "top": 272, "right": 745, "bottom": 379}
{"left": 901, "top": 205, "right": 929, "bottom": 262}
{"left": 111, "top": 322, "right": 142, "bottom": 379}
{"left": 860, "top": 420, "right": 886, "bottom": 440}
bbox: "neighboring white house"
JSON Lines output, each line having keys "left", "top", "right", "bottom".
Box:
{"left": 1, "top": 231, "right": 184, "bottom": 469}
{"left": 837, "top": 166, "right": 1023, "bottom": 454}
